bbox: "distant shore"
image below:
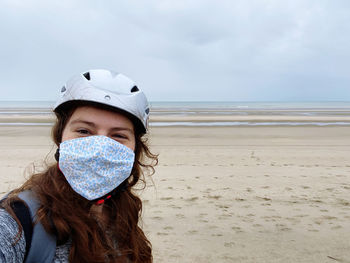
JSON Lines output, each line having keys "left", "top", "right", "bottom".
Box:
{"left": 1, "top": 108, "right": 350, "bottom": 127}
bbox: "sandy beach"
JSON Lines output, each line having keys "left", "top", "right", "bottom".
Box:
{"left": 0, "top": 124, "right": 350, "bottom": 262}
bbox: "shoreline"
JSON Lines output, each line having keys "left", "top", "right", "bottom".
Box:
{"left": 1, "top": 113, "right": 350, "bottom": 127}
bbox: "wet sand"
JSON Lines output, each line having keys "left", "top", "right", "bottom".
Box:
{"left": 1, "top": 108, "right": 350, "bottom": 125}
{"left": 0, "top": 125, "right": 350, "bottom": 262}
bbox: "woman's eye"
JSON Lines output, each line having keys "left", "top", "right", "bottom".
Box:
{"left": 113, "top": 134, "right": 127, "bottom": 139}
{"left": 77, "top": 129, "right": 90, "bottom": 135}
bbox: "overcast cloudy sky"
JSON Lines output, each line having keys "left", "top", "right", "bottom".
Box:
{"left": 1, "top": 0, "right": 350, "bottom": 102}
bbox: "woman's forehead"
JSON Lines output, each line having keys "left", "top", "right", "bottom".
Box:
{"left": 68, "top": 106, "right": 134, "bottom": 131}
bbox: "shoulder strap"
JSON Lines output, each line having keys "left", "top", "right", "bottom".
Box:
{"left": 17, "top": 191, "right": 57, "bottom": 263}
{"left": 10, "top": 200, "right": 33, "bottom": 261}
{"left": 1, "top": 191, "right": 33, "bottom": 260}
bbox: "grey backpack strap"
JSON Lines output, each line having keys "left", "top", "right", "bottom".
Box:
{"left": 18, "top": 191, "right": 56, "bottom": 263}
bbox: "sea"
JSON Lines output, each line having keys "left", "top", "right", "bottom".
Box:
{"left": 0, "top": 101, "right": 350, "bottom": 127}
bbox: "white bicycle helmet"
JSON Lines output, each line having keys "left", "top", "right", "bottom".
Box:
{"left": 54, "top": 69, "right": 150, "bottom": 133}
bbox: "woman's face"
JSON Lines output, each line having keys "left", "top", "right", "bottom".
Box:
{"left": 61, "top": 106, "right": 136, "bottom": 151}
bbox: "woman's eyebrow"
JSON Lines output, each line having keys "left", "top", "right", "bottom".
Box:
{"left": 110, "top": 127, "right": 134, "bottom": 133}
{"left": 70, "top": 119, "right": 133, "bottom": 133}
{"left": 70, "top": 119, "right": 96, "bottom": 127}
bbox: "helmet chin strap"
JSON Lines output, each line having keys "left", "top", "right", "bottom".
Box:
{"left": 55, "top": 148, "right": 60, "bottom": 162}
{"left": 95, "top": 194, "right": 112, "bottom": 205}
{"left": 95, "top": 181, "right": 129, "bottom": 205}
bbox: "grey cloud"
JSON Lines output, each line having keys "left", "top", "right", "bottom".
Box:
{"left": 0, "top": 0, "right": 350, "bottom": 101}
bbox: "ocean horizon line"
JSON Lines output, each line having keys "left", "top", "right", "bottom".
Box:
{"left": 1, "top": 100, "right": 350, "bottom": 109}
{"left": 1, "top": 121, "right": 350, "bottom": 127}
{"left": 1, "top": 99, "right": 350, "bottom": 127}
{"left": 1, "top": 99, "right": 350, "bottom": 103}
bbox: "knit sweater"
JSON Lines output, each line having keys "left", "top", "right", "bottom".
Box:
{"left": 0, "top": 208, "right": 70, "bottom": 262}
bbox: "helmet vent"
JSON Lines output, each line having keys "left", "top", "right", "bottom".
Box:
{"left": 83, "top": 72, "right": 91, "bottom": 80}
{"left": 104, "top": 95, "right": 111, "bottom": 100}
{"left": 61, "top": 86, "right": 66, "bottom": 92}
{"left": 131, "top": 86, "right": 139, "bottom": 92}
{"left": 145, "top": 108, "right": 150, "bottom": 114}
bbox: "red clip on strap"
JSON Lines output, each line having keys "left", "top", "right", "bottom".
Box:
{"left": 96, "top": 194, "right": 113, "bottom": 205}
{"left": 96, "top": 199, "right": 104, "bottom": 205}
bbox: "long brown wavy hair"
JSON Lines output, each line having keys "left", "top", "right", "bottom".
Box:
{"left": 2, "top": 101, "right": 158, "bottom": 263}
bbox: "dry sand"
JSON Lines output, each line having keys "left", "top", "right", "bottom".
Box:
{"left": 0, "top": 125, "right": 350, "bottom": 262}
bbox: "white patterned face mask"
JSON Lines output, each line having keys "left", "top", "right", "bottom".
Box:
{"left": 58, "top": 135, "right": 135, "bottom": 201}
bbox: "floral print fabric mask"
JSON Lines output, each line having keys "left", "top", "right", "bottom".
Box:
{"left": 58, "top": 135, "right": 135, "bottom": 200}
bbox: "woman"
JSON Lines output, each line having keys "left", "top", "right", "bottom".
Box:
{"left": 0, "top": 69, "right": 158, "bottom": 262}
